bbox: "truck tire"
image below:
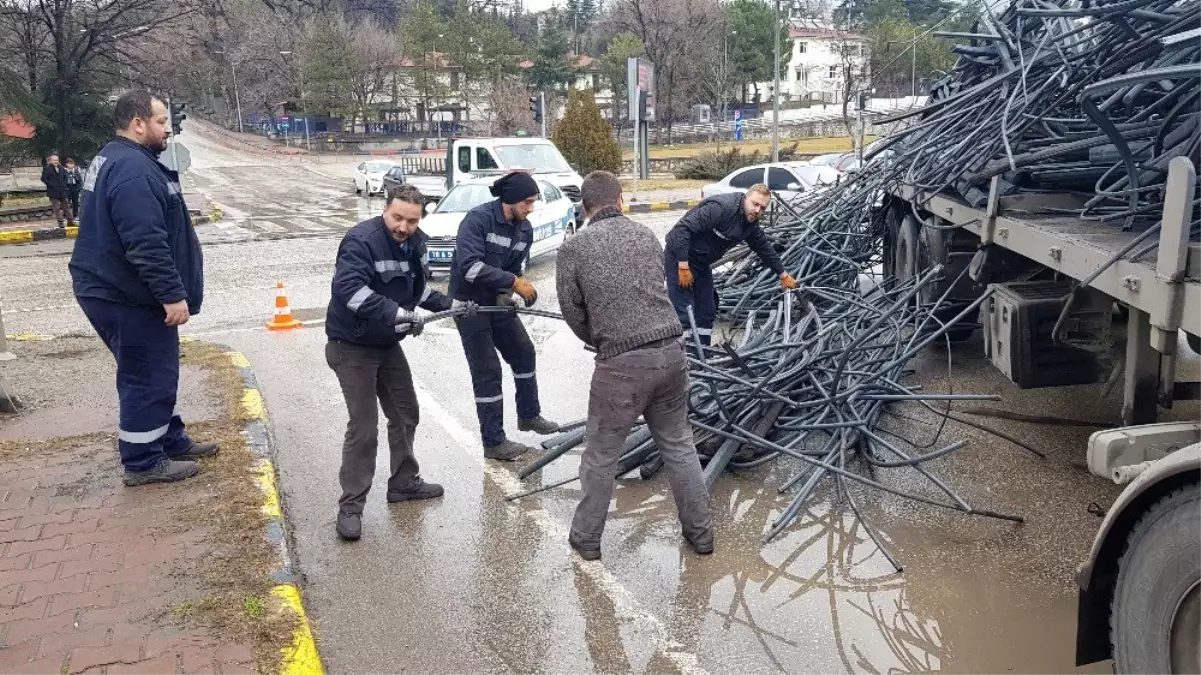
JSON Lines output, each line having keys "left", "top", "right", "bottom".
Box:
{"left": 1111, "top": 485, "right": 1200, "bottom": 674}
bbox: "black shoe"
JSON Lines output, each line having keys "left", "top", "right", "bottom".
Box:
{"left": 387, "top": 477, "right": 444, "bottom": 502}
{"left": 685, "top": 533, "right": 714, "bottom": 555}
{"left": 518, "top": 416, "right": 560, "bottom": 434}
{"left": 175, "top": 441, "right": 220, "bottom": 460}
{"left": 569, "top": 537, "right": 601, "bottom": 561}
{"left": 483, "top": 440, "right": 535, "bottom": 461}
{"left": 123, "top": 458, "right": 199, "bottom": 487}
{"left": 336, "top": 511, "right": 361, "bottom": 540}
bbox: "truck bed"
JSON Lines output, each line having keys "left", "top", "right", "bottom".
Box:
{"left": 892, "top": 183, "right": 1201, "bottom": 339}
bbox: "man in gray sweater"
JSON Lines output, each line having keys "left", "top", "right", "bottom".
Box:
{"left": 556, "top": 170, "right": 714, "bottom": 561}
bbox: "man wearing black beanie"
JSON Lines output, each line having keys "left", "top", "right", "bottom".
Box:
{"left": 449, "top": 171, "right": 561, "bottom": 461}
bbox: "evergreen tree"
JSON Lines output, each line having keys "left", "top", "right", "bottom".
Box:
{"left": 552, "top": 88, "right": 621, "bottom": 174}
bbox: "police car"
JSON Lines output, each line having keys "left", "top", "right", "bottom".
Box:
{"left": 420, "top": 176, "right": 576, "bottom": 276}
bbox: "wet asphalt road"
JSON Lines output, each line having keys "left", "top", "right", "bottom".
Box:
{"left": 5, "top": 124, "right": 1196, "bottom": 674}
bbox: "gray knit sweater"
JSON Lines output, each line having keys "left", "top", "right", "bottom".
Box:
{"left": 556, "top": 207, "right": 683, "bottom": 359}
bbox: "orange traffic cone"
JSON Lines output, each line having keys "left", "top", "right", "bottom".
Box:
{"left": 265, "top": 281, "right": 303, "bottom": 330}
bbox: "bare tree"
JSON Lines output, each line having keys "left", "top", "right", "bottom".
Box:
{"left": 347, "top": 18, "right": 403, "bottom": 132}
{"left": 478, "top": 75, "right": 534, "bottom": 136}
{"left": 0, "top": 0, "right": 204, "bottom": 156}
{"left": 836, "top": 36, "right": 869, "bottom": 155}
{"left": 611, "top": 0, "right": 722, "bottom": 143}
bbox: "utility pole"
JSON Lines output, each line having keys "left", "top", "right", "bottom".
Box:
{"left": 771, "top": 0, "right": 782, "bottom": 162}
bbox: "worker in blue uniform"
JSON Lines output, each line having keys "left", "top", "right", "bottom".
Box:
{"left": 68, "top": 90, "right": 217, "bottom": 486}
{"left": 663, "top": 184, "right": 797, "bottom": 346}
{"left": 326, "top": 184, "right": 476, "bottom": 541}
{"left": 450, "top": 172, "right": 560, "bottom": 461}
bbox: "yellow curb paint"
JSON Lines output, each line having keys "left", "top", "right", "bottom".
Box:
{"left": 256, "top": 460, "right": 282, "bottom": 519}
{"left": 66, "top": 226, "right": 79, "bottom": 238}
{"left": 0, "top": 231, "right": 34, "bottom": 244}
{"left": 242, "top": 388, "right": 265, "bottom": 420}
{"left": 5, "top": 333, "right": 54, "bottom": 341}
{"left": 649, "top": 202, "right": 670, "bottom": 211}
{"left": 228, "top": 351, "right": 251, "bottom": 369}
{"left": 272, "top": 584, "right": 324, "bottom": 675}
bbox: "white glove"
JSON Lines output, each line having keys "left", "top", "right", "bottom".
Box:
{"left": 452, "top": 299, "right": 479, "bottom": 316}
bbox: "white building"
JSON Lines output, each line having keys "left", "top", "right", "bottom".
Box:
{"left": 758, "top": 24, "right": 869, "bottom": 105}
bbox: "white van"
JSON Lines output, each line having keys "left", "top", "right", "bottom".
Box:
{"left": 444, "top": 137, "right": 584, "bottom": 226}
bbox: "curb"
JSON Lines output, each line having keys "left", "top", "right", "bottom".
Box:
{"left": 624, "top": 199, "right": 698, "bottom": 214}
{"left": 224, "top": 347, "right": 324, "bottom": 675}
{"left": 0, "top": 214, "right": 216, "bottom": 247}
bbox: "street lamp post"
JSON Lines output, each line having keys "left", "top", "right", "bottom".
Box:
{"left": 278, "top": 50, "right": 312, "bottom": 152}
{"left": 771, "top": 0, "right": 783, "bottom": 162}
{"left": 723, "top": 30, "right": 737, "bottom": 127}
{"left": 213, "top": 50, "right": 244, "bottom": 133}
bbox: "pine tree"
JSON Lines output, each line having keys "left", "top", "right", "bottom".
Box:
{"left": 552, "top": 89, "right": 621, "bottom": 175}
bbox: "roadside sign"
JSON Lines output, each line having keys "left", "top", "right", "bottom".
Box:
{"left": 159, "top": 140, "right": 191, "bottom": 174}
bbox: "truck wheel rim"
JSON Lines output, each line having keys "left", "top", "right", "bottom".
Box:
{"left": 1170, "top": 580, "right": 1200, "bottom": 674}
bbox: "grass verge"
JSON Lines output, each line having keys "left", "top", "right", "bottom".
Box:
{"left": 620, "top": 178, "right": 708, "bottom": 192}
{"left": 171, "top": 340, "right": 299, "bottom": 674}
{"left": 622, "top": 136, "right": 877, "bottom": 160}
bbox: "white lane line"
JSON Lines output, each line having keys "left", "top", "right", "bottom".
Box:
{"left": 413, "top": 381, "right": 708, "bottom": 675}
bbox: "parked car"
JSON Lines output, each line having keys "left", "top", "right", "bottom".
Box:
{"left": 380, "top": 166, "right": 447, "bottom": 205}
{"left": 701, "top": 162, "right": 841, "bottom": 203}
{"left": 353, "top": 160, "right": 397, "bottom": 196}
{"left": 808, "top": 153, "right": 846, "bottom": 168}
{"left": 419, "top": 177, "right": 577, "bottom": 276}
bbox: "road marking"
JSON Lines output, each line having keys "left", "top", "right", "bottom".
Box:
{"left": 412, "top": 381, "right": 707, "bottom": 675}
{"left": 289, "top": 218, "right": 329, "bottom": 232}
{"left": 249, "top": 220, "right": 288, "bottom": 234}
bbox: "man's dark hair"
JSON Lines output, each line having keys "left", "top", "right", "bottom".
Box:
{"left": 114, "top": 90, "right": 160, "bottom": 131}
{"left": 580, "top": 170, "right": 622, "bottom": 214}
{"left": 386, "top": 183, "right": 424, "bottom": 207}
{"left": 65, "top": 157, "right": 75, "bottom": 164}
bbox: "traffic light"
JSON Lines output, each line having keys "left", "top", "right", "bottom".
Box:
{"left": 529, "top": 95, "right": 542, "bottom": 123}
{"left": 171, "top": 102, "right": 187, "bottom": 135}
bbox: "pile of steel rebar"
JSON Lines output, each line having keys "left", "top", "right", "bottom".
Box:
{"left": 499, "top": 0, "right": 1199, "bottom": 555}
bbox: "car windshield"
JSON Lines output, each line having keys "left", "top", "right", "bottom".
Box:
{"left": 366, "top": 161, "right": 393, "bottom": 173}
{"left": 492, "top": 144, "right": 572, "bottom": 173}
{"left": 795, "top": 165, "right": 841, "bottom": 186}
{"left": 435, "top": 184, "right": 493, "bottom": 213}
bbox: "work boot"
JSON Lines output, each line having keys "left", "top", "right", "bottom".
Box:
{"left": 336, "top": 511, "right": 361, "bottom": 540}
{"left": 484, "top": 440, "right": 535, "bottom": 461}
{"left": 175, "top": 441, "right": 220, "bottom": 460}
{"left": 569, "top": 536, "right": 601, "bottom": 561}
{"left": 387, "top": 476, "right": 444, "bottom": 502}
{"left": 518, "top": 416, "right": 560, "bottom": 435}
{"left": 123, "top": 458, "right": 199, "bottom": 487}
{"left": 685, "top": 532, "right": 715, "bottom": 556}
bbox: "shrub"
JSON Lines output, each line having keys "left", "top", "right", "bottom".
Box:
{"left": 673, "top": 141, "right": 802, "bottom": 180}
{"left": 551, "top": 89, "right": 622, "bottom": 175}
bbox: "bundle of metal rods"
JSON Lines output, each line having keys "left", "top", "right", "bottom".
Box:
{"left": 507, "top": 261, "right": 1036, "bottom": 562}
{"left": 713, "top": 0, "right": 1199, "bottom": 324}
{"left": 880, "top": 0, "right": 1200, "bottom": 230}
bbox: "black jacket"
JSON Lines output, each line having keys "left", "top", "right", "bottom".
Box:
{"left": 64, "top": 166, "right": 83, "bottom": 193}
{"left": 326, "top": 217, "right": 452, "bottom": 347}
{"left": 68, "top": 138, "right": 204, "bottom": 314}
{"left": 41, "top": 164, "right": 67, "bottom": 200}
{"left": 448, "top": 200, "right": 533, "bottom": 304}
{"left": 664, "top": 192, "right": 784, "bottom": 275}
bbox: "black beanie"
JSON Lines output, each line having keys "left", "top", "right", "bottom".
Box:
{"left": 489, "top": 171, "right": 539, "bottom": 204}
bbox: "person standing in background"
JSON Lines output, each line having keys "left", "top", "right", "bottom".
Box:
{"left": 64, "top": 157, "right": 83, "bottom": 224}
{"left": 40, "top": 153, "right": 70, "bottom": 228}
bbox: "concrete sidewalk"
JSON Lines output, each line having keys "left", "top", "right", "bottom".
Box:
{"left": 0, "top": 336, "right": 314, "bottom": 674}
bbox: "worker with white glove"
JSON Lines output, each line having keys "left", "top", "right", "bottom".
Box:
{"left": 326, "top": 184, "right": 477, "bottom": 541}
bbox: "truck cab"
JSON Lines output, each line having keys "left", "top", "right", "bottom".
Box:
{"left": 444, "top": 137, "right": 584, "bottom": 226}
